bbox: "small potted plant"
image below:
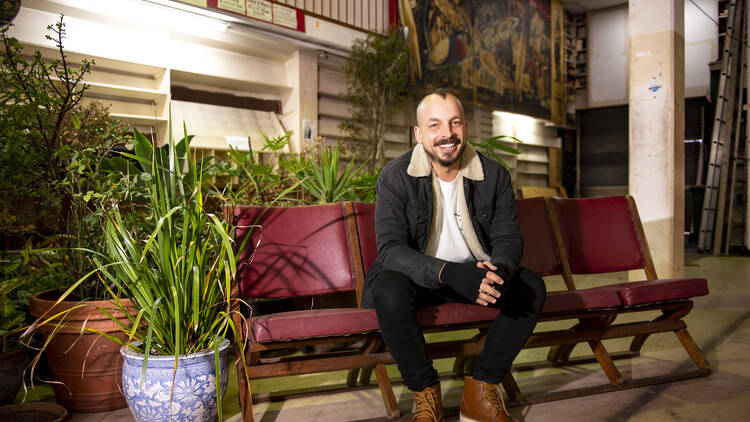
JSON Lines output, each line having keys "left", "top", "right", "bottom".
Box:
{"left": 89, "top": 125, "right": 242, "bottom": 422}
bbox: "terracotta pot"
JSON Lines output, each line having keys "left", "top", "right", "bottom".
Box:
{"left": 29, "top": 290, "right": 134, "bottom": 412}
{"left": 0, "top": 348, "right": 27, "bottom": 404}
{"left": 0, "top": 402, "right": 68, "bottom": 422}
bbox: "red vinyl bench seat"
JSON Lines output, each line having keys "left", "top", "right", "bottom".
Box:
{"left": 604, "top": 278, "right": 709, "bottom": 306}
{"left": 248, "top": 308, "right": 380, "bottom": 343}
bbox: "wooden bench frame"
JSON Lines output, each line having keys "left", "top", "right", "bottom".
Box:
{"left": 232, "top": 197, "right": 711, "bottom": 421}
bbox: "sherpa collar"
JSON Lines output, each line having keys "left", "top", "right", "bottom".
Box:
{"left": 406, "top": 142, "right": 484, "bottom": 181}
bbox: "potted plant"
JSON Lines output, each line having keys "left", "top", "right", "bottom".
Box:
{"left": 340, "top": 30, "right": 409, "bottom": 170}
{"left": 3, "top": 17, "right": 140, "bottom": 412}
{"left": 88, "top": 125, "right": 242, "bottom": 422}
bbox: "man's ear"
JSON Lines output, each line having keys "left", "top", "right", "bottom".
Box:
{"left": 413, "top": 125, "right": 422, "bottom": 144}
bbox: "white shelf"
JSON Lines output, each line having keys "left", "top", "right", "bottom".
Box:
{"left": 110, "top": 113, "right": 168, "bottom": 125}
{"left": 85, "top": 82, "right": 165, "bottom": 102}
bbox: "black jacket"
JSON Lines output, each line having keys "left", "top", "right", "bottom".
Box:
{"left": 361, "top": 145, "right": 523, "bottom": 308}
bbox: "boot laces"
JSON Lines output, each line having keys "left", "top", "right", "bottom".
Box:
{"left": 482, "top": 383, "right": 510, "bottom": 417}
{"left": 412, "top": 388, "right": 440, "bottom": 421}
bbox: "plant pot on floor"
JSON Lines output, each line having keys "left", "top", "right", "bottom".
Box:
{"left": 120, "top": 338, "right": 231, "bottom": 422}
{"left": 0, "top": 348, "right": 28, "bottom": 404}
{"left": 28, "top": 289, "right": 133, "bottom": 412}
{"left": 0, "top": 402, "right": 68, "bottom": 422}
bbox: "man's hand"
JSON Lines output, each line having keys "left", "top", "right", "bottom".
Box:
{"left": 439, "top": 261, "right": 506, "bottom": 306}
{"left": 475, "top": 261, "right": 504, "bottom": 306}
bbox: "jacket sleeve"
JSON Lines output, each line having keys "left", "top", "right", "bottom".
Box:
{"left": 487, "top": 165, "right": 523, "bottom": 283}
{"left": 374, "top": 171, "right": 445, "bottom": 289}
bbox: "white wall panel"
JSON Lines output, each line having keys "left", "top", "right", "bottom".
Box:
{"left": 589, "top": 6, "right": 628, "bottom": 107}
{"left": 586, "top": 1, "right": 716, "bottom": 107}
{"left": 171, "top": 100, "right": 283, "bottom": 150}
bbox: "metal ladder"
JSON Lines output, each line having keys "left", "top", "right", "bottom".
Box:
{"left": 698, "top": 0, "right": 745, "bottom": 253}
{"left": 714, "top": 0, "right": 749, "bottom": 255}
{"left": 724, "top": 48, "right": 749, "bottom": 253}
{"left": 722, "top": 52, "right": 748, "bottom": 254}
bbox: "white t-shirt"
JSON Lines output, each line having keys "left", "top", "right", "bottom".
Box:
{"left": 433, "top": 174, "right": 474, "bottom": 263}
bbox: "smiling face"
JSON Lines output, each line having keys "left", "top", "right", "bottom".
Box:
{"left": 414, "top": 93, "right": 467, "bottom": 178}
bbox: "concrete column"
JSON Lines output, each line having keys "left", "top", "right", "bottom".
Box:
{"left": 629, "top": 0, "right": 685, "bottom": 278}
{"left": 282, "top": 50, "right": 318, "bottom": 154}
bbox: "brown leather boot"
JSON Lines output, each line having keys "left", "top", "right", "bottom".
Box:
{"left": 459, "top": 376, "right": 517, "bottom": 422}
{"left": 411, "top": 383, "right": 444, "bottom": 422}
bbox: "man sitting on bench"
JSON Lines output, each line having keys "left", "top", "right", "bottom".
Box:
{"left": 361, "top": 90, "right": 546, "bottom": 422}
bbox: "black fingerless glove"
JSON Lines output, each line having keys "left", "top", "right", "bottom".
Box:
{"left": 439, "top": 262, "right": 488, "bottom": 302}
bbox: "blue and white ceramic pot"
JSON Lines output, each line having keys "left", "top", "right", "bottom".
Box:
{"left": 120, "top": 339, "right": 230, "bottom": 422}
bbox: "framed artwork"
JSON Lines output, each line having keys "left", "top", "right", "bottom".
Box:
{"left": 402, "top": 0, "right": 561, "bottom": 122}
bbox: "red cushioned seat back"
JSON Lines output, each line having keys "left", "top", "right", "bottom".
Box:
{"left": 549, "top": 196, "right": 645, "bottom": 274}
{"left": 352, "top": 202, "right": 378, "bottom": 273}
{"left": 517, "top": 197, "right": 562, "bottom": 276}
{"left": 232, "top": 203, "right": 355, "bottom": 299}
{"left": 356, "top": 200, "right": 561, "bottom": 277}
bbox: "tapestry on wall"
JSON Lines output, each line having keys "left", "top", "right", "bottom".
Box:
{"left": 401, "top": 0, "right": 559, "bottom": 121}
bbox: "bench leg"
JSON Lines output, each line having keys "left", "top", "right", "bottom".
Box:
{"left": 358, "top": 337, "right": 385, "bottom": 386}
{"left": 453, "top": 356, "right": 479, "bottom": 378}
{"left": 374, "top": 363, "right": 400, "bottom": 419}
{"left": 360, "top": 366, "right": 375, "bottom": 386}
{"left": 629, "top": 302, "right": 710, "bottom": 372}
{"left": 501, "top": 371, "right": 523, "bottom": 404}
{"left": 453, "top": 355, "right": 469, "bottom": 377}
{"left": 630, "top": 302, "right": 692, "bottom": 353}
{"left": 237, "top": 359, "right": 255, "bottom": 422}
{"left": 454, "top": 355, "right": 478, "bottom": 378}
{"left": 675, "top": 327, "right": 711, "bottom": 372}
{"left": 347, "top": 368, "right": 360, "bottom": 387}
{"left": 588, "top": 340, "right": 624, "bottom": 384}
{"left": 452, "top": 329, "right": 488, "bottom": 377}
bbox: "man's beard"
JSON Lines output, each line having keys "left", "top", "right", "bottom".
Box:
{"left": 425, "top": 136, "right": 466, "bottom": 167}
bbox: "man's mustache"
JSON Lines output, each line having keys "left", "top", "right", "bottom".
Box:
{"left": 434, "top": 136, "right": 461, "bottom": 147}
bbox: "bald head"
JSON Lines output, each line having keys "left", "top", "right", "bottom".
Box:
{"left": 416, "top": 90, "right": 465, "bottom": 127}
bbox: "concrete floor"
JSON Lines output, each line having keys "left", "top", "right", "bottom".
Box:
{"left": 59, "top": 251, "right": 750, "bottom": 421}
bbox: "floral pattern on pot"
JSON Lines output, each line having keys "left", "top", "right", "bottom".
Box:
{"left": 120, "top": 339, "right": 230, "bottom": 422}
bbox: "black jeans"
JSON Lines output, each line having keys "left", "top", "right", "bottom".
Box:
{"left": 373, "top": 267, "right": 546, "bottom": 392}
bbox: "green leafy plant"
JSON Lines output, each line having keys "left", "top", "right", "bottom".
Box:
{"left": 96, "top": 126, "right": 236, "bottom": 356}
{"left": 0, "top": 248, "right": 64, "bottom": 353}
{"left": 351, "top": 167, "right": 381, "bottom": 203}
{"left": 1, "top": 16, "right": 135, "bottom": 299}
{"left": 211, "top": 133, "right": 378, "bottom": 206}
{"left": 0, "top": 16, "right": 92, "bottom": 238}
{"left": 211, "top": 131, "right": 303, "bottom": 206}
{"left": 91, "top": 124, "right": 243, "bottom": 418}
{"left": 470, "top": 135, "right": 523, "bottom": 169}
{"left": 340, "top": 30, "right": 409, "bottom": 170}
{"left": 55, "top": 102, "right": 138, "bottom": 298}
{"left": 283, "top": 142, "right": 369, "bottom": 204}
